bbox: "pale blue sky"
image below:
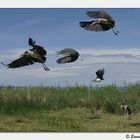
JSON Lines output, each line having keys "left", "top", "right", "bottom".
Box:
{"left": 0, "top": 8, "right": 140, "bottom": 87}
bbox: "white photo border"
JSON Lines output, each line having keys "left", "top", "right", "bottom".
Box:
{"left": 0, "top": 0, "right": 139, "bottom": 8}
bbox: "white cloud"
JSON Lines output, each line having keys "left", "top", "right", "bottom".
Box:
{"left": 78, "top": 48, "right": 140, "bottom": 56}
{"left": 77, "top": 48, "right": 140, "bottom": 64}
{"left": 0, "top": 62, "right": 91, "bottom": 79}
{"left": 1, "top": 47, "right": 140, "bottom": 86}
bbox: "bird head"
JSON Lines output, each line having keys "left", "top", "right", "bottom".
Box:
{"left": 28, "top": 37, "right": 36, "bottom": 46}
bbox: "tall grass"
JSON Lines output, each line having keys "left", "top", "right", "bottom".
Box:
{"left": 0, "top": 83, "right": 140, "bottom": 115}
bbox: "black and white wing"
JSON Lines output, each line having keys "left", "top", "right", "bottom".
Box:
{"left": 6, "top": 55, "right": 38, "bottom": 69}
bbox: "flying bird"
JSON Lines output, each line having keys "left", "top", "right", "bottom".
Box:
{"left": 79, "top": 10, "right": 119, "bottom": 35}
{"left": 1, "top": 38, "right": 50, "bottom": 71}
{"left": 92, "top": 68, "right": 105, "bottom": 82}
{"left": 56, "top": 48, "right": 79, "bottom": 64}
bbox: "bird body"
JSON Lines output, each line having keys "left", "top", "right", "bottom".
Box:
{"left": 119, "top": 100, "right": 131, "bottom": 115}
{"left": 1, "top": 38, "right": 49, "bottom": 71}
{"left": 21, "top": 50, "right": 42, "bottom": 62}
{"left": 121, "top": 104, "right": 131, "bottom": 115}
{"left": 92, "top": 68, "right": 105, "bottom": 82}
{"left": 28, "top": 38, "right": 47, "bottom": 62}
{"left": 56, "top": 48, "right": 79, "bottom": 64}
{"left": 90, "top": 18, "right": 108, "bottom": 25}
{"left": 80, "top": 10, "right": 119, "bottom": 35}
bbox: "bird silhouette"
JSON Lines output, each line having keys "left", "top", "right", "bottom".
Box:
{"left": 1, "top": 37, "right": 50, "bottom": 71}
{"left": 80, "top": 10, "right": 119, "bottom": 35}
{"left": 56, "top": 48, "right": 79, "bottom": 64}
{"left": 92, "top": 68, "right": 105, "bottom": 82}
{"left": 119, "top": 99, "right": 131, "bottom": 115}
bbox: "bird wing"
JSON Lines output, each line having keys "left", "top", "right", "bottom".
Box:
{"left": 99, "top": 23, "right": 112, "bottom": 31}
{"left": 85, "top": 23, "right": 104, "bottom": 31}
{"left": 56, "top": 56, "right": 72, "bottom": 64}
{"left": 87, "top": 10, "right": 114, "bottom": 21}
{"left": 57, "top": 48, "right": 77, "bottom": 55}
{"left": 85, "top": 22, "right": 113, "bottom": 31}
{"left": 7, "top": 55, "right": 39, "bottom": 68}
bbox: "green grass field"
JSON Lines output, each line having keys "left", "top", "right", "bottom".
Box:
{"left": 0, "top": 83, "right": 140, "bottom": 131}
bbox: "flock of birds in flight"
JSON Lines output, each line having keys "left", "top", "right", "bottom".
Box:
{"left": 0, "top": 10, "right": 131, "bottom": 116}
{"left": 1, "top": 10, "right": 117, "bottom": 83}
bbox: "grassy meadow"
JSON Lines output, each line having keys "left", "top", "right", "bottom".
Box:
{"left": 0, "top": 83, "right": 140, "bottom": 131}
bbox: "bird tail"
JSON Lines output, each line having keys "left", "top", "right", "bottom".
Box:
{"left": 79, "top": 21, "right": 91, "bottom": 28}
{"left": 127, "top": 107, "right": 131, "bottom": 115}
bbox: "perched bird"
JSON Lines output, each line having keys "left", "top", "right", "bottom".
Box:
{"left": 119, "top": 99, "right": 131, "bottom": 115}
{"left": 79, "top": 10, "right": 119, "bottom": 35}
{"left": 0, "top": 38, "right": 50, "bottom": 71}
{"left": 92, "top": 68, "right": 105, "bottom": 82}
{"left": 56, "top": 48, "right": 79, "bottom": 64}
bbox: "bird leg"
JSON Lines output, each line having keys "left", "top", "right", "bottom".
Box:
{"left": 111, "top": 28, "right": 119, "bottom": 35}
{"left": 107, "top": 24, "right": 119, "bottom": 35}
{"left": 42, "top": 63, "right": 50, "bottom": 71}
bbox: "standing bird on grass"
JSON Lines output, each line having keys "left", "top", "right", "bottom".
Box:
{"left": 56, "top": 48, "right": 79, "bottom": 64}
{"left": 119, "top": 99, "right": 131, "bottom": 116}
{"left": 79, "top": 10, "right": 119, "bottom": 35}
{"left": 92, "top": 68, "right": 105, "bottom": 82}
{"left": 0, "top": 38, "right": 50, "bottom": 71}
